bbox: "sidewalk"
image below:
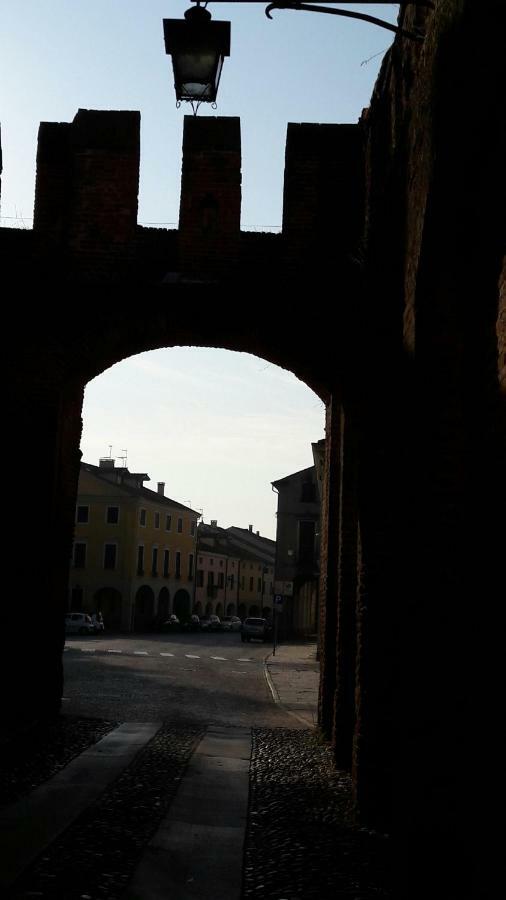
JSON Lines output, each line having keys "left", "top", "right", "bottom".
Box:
{"left": 264, "top": 639, "right": 319, "bottom": 727}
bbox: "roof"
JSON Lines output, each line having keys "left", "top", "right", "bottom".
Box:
{"left": 80, "top": 463, "right": 201, "bottom": 516}
{"left": 271, "top": 465, "right": 315, "bottom": 488}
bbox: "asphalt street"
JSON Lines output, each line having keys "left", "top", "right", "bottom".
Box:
{"left": 63, "top": 631, "right": 297, "bottom": 727}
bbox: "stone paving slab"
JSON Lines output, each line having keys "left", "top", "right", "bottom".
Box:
{"left": 124, "top": 725, "right": 251, "bottom": 900}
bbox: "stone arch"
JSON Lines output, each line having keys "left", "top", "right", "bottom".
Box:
{"left": 205, "top": 601, "right": 213, "bottom": 616}
{"left": 94, "top": 587, "right": 122, "bottom": 631}
{"left": 238, "top": 603, "right": 247, "bottom": 620}
{"left": 226, "top": 602, "right": 236, "bottom": 616}
{"left": 173, "top": 589, "right": 191, "bottom": 621}
{"left": 157, "top": 587, "right": 170, "bottom": 625}
{"left": 248, "top": 605, "right": 260, "bottom": 617}
{"left": 215, "top": 602, "right": 223, "bottom": 618}
{"left": 134, "top": 586, "right": 155, "bottom": 632}
{"left": 193, "top": 600, "right": 203, "bottom": 616}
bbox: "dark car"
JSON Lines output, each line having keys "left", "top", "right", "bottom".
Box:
{"left": 162, "top": 614, "right": 180, "bottom": 632}
{"left": 220, "top": 615, "right": 242, "bottom": 632}
{"left": 241, "top": 617, "right": 271, "bottom": 643}
{"left": 181, "top": 614, "right": 201, "bottom": 631}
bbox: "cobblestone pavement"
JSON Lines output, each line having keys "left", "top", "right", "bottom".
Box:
{"left": 244, "top": 728, "right": 391, "bottom": 899}
{"left": 0, "top": 716, "right": 117, "bottom": 807}
{"left": 5, "top": 723, "right": 203, "bottom": 899}
{"left": 2, "top": 644, "right": 391, "bottom": 898}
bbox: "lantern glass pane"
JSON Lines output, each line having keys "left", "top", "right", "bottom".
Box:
{"left": 177, "top": 51, "right": 218, "bottom": 83}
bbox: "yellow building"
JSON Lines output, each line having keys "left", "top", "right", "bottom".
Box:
{"left": 69, "top": 459, "right": 200, "bottom": 631}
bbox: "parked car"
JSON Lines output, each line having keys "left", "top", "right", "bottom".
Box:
{"left": 220, "top": 615, "right": 242, "bottom": 632}
{"left": 65, "top": 612, "right": 95, "bottom": 635}
{"left": 162, "top": 614, "right": 180, "bottom": 632}
{"left": 181, "top": 614, "right": 201, "bottom": 631}
{"left": 200, "top": 615, "right": 221, "bottom": 631}
{"left": 241, "top": 617, "right": 271, "bottom": 643}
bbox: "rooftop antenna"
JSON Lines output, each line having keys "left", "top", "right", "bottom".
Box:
{"left": 108, "top": 444, "right": 113, "bottom": 458}
{"left": 119, "top": 449, "right": 128, "bottom": 469}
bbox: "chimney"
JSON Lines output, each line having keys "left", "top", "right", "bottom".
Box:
{"left": 99, "top": 458, "right": 115, "bottom": 469}
{"left": 157, "top": 482, "right": 165, "bottom": 495}
{"left": 256, "top": 531, "right": 260, "bottom": 536}
{"left": 211, "top": 519, "right": 218, "bottom": 527}
{"left": 249, "top": 525, "right": 253, "bottom": 532}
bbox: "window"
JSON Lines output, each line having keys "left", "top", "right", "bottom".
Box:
{"left": 210, "top": 558, "right": 214, "bottom": 566}
{"left": 155, "top": 512, "right": 160, "bottom": 529}
{"left": 188, "top": 553, "right": 194, "bottom": 579}
{"left": 177, "top": 517, "right": 183, "bottom": 534}
{"left": 218, "top": 572, "right": 224, "bottom": 588}
{"left": 137, "top": 545, "right": 144, "bottom": 575}
{"left": 207, "top": 570, "right": 214, "bottom": 587}
{"left": 229, "top": 574, "right": 235, "bottom": 590}
{"left": 190, "top": 521, "right": 196, "bottom": 536}
{"left": 74, "top": 542, "right": 86, "bottom": 568}
{"left": 76, "top": 506, "right": 89, "bottom": 524}
{"left": 140, "top": 508, "right": 146, "bottom": 527}
{"left": 249, "top": 577, "right": 254, "bottom": 591}
{"left": 197, "top": 569, "right": 204, "bottom": 587}
{"left": 163, "top": 549, "right": 170, "bottom": 577}
{"left": 241, "top": 576, "right": 245, "bottom": 590}
{"left": 151, "top": 547, "right": 158, "bottom": 576}
{"left": 219, "top": 559, "right": 223, "bottom": 567}
{"left": 104, "top": 544, "right": 117, "bottom": 570}
{"left": 106, "top": 506, "right": 119, "bottom": 524}
{"left": 257, "top": 577, "right": 262, "bottom": 592}
{"left": 165, "top": 514, "right": 172, "bottom": 531}
{"left": 175, "top": 552, "right": 181, "bottom": 578}
{"left": 299, "top": 520, "right": 316, "bottom": 566}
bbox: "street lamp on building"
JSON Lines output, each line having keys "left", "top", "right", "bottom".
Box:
{"left": 164, "top": 2, "right": 434, "bottom": 111}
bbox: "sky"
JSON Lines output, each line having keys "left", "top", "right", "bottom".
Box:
{"left": 81, "top": 348, "right": 326, "bottom": 541}
{"left": 1, "top": 2, "right": 399, "bottom": 229}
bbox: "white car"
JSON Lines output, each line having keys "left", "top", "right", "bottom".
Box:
{"left": 220, "top": 616, "right": 242, "bottom": 632}
{"left": 65, "top": 612, "right": 95, "bottom": 635}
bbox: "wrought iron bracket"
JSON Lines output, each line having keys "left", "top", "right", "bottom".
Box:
{"left": 264, "top": 1, "right": 434, "bottom": 41}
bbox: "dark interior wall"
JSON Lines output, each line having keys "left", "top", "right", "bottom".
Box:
{"left": 356, "top": 1, "right": 506, "bottom": 894}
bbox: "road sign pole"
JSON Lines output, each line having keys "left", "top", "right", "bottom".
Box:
{"left": 272, "top": 604, "right": 277, "bottom": 656}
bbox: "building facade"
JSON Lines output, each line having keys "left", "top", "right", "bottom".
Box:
{"left": 69, "top": 460, "right": 200, "bottom": 631}
{"left": 195, "top": 522, "right": 275, "bottom": 619}
{"left": 272, "top": 465, "right": 320, "bottom": 637}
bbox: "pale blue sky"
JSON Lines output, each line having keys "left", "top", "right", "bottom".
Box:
{"left": 81, "top": 349, "right": 326, "bottom": 541}
{"left": 1, "top": 2, "right": 399, "bottom": 228}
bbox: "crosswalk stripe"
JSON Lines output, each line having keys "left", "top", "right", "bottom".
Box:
{"left": 134, "top": 651, "right": 149, "bottom": 655}
{"left": 160, "top": 652, "right": 175, "bottom": 657}
{"left": 185, "top": 654, "right": 200, "bottom": 659}
{"left": 211, "top": 656, "right": 227, "bottom": 661}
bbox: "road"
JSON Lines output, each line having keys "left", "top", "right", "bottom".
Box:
{"left": 63, "top": 631, "right": 295, "bottom": 726}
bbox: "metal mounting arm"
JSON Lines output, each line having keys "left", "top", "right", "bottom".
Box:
{"left": 264, "top": 2, "right": 430, "bottom": 41}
